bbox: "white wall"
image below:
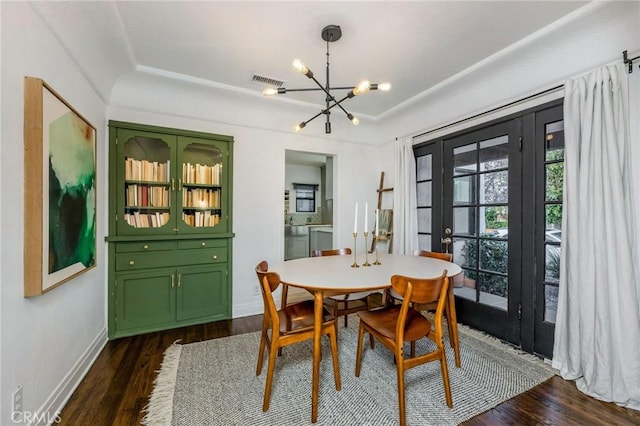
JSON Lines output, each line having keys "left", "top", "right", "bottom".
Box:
{"left": 1, "top": 3, "right": 109, "bottom": 424}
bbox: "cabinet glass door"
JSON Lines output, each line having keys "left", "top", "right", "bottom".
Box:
{"left": 117, "top": 129, "right": 177, "bottom": 235}
{"left": 177, "top": 136, "right": 227, "bottom": 233}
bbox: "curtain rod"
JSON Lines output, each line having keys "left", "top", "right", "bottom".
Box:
{"left": 412, "top": 83, "right": 563, "bottom": 141}
{"left": 623, "top": 50, "right": 639, "bottom": 73}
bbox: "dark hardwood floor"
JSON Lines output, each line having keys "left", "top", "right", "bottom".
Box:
{"left": 59, "top": 315, "right": 640, "bottom": 426}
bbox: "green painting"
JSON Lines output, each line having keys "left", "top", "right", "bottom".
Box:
{"left": 48, "top": 111, "right": 96, "bottom": 275}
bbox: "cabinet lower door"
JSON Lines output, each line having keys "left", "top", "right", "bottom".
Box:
{"left": 115, "top": 269, "right": 176, "bottom": 332}
{"left": 176, "top": 265, "right": 228, "bottom": 321}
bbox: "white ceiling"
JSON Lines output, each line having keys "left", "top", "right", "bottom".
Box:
{"left": 31, "top": 1, "right": 589, "bottom": 118}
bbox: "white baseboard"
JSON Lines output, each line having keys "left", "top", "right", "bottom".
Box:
{"left": 32, "top": 328, "right": 108, "bottom": 426}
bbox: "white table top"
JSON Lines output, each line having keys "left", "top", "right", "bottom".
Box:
{"left": 270, "top": 253, "right": 462, "bottom": 293}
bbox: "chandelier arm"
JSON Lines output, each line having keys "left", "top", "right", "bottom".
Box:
{"left": 298, "top": 93, "right": 353, "bottom": 128}
{"left": 308, "top": 74, "right": 338, "bottom": 104}
{"left": 279, "top": 86, "right": 359, "bottom": 93}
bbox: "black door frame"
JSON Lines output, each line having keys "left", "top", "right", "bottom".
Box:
{"left": 414, "top": 98, "right": 563, "bottom": 355}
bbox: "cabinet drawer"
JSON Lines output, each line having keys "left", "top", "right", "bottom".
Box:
{"left": 116, "top": 241, "right": 177, "bottom": 253}
{"left": 115, "top": 251, "right": 178, "bottom": 271}
{"left": 180, "top": 247, "right": 228, "bottom": 265}
{"left": 115, "top": 247, "right": 227, "bottom": 271}
{"left": 178, "top": 239, "right": 227, "bottom": 250}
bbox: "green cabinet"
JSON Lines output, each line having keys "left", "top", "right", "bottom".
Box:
{"left": 107, "top": 121, "right": 233, "bottom": 339}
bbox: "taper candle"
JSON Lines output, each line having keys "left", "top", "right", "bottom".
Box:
{"left": 353, "top": 203, "right": 358, "bottom": 233}
{"left": 364, "top": 203, "right": 368, "bottom": 232}
{"left": 375, "top": 208, "right": 379, "bottom": 237}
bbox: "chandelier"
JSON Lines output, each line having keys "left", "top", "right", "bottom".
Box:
{"left": 263, "top": 25, "right": 391, "bottom": 134}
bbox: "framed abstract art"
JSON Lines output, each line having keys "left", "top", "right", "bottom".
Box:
{"left": 24, "top": 77, "right": 97, "bottom": 296}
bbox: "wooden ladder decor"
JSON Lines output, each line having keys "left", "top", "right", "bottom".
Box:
{"left": 372, "top": 172, "right": 393, "bottom": 253}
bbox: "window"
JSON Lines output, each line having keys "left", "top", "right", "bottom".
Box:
{"left": 293, "top": 183, "right": 317, "bottom": 212}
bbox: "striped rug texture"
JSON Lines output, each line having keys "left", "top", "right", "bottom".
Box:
{"left": 142, "top": 319, "right": 555, "bottom": 425}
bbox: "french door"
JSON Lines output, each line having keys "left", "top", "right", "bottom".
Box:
{"left": 415, "top": 100, "right": 564, "bottom": 357}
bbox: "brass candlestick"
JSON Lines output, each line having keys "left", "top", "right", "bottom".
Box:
{"left": 351, "top": 232, "right": 359, "bottom": 267}
{"left": 373, "top": 235, "right": 381, "bottom": 265}
{"left": 362, "top": 231, "right": 371, "bottom": 266}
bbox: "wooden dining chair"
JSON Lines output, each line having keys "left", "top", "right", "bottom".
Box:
{"left": 385, "top": 249, "right": 461, "bottom": 367}
{"left": 355, "top": 272, "right": 453, "bottom": 426}
{"left": 255, "top": 261, "right": 341, "bottom": 412}
{"left": 311, "top": 248, "right": 374, "bottom": 327}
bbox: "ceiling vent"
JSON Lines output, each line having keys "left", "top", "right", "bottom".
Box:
{"left": 250, "top": 73, "right": 285, "bottom": 88}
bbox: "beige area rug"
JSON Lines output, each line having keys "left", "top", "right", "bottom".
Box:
{"left": 142, "top": 319, "right": 555, "bottom": 425}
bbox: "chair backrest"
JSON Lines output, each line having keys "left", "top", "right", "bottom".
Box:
{"left": 412, "top": 249, "right": 453, "bottom": 262}
{"left": 311, "top": 248, "right": 352, "bottom": 257}
{"left": 390, "top": 271, "right": 449, "bottom": 307}
{"left": 255, "top": 261, "right": 283, "bottom": 328}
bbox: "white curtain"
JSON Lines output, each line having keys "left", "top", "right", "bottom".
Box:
{"left": 552, "top": 62, "right": 640, "bottom": 410}
{"left": 392, "top": 137, "right": 418, "bottom": 254}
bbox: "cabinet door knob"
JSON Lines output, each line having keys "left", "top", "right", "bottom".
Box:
{"left": 129, "top": 260, "right": 135, "bottom": 266}
{"left": 201, "top": 242, "right": 207, "bottom": 247}
{"left": 212, "top": 255, "right": 218, "bottom": 260}
{"left": 143, "top": 244, "right": 149, "bottom": 250}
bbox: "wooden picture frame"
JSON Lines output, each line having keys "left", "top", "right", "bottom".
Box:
{"left": 24, "top": 77, "right": 97, "bottom": 297}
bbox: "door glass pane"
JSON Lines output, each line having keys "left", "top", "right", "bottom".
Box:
{"left": 182, "top": 143, "right": 222, "bottom": 228}
{"left": 417, "top": 181, "right": 432, "bottom": 206}
{"left": 479, "top": 135, "right": 509, "bottom": 171}
{"left": 545, "top": 285, "right": 559, "bottom": 323}
{"left": 454, "top": 269, "right": 477, "bottom": 301}
{"left": 453, "top": 207, "right": 476, "bottom": 236}
{"left": 453, "top": 176, "right": 475, "bottom": 204}
{"left": 545, "top": 163, "right": 563, "bottom": 201}
{"left": 416, "top": 155, "right": 432, "bottom": 180}
{"left": 478, "top": 272, "right": 507, "bottom": 309}
{"left": 545, "top": 121, "right": 564, "bottom": 161}
{"left": 454, "top": 237, "right": 477, "bottom": 269}
{"left": 453, "top": 144, "right": 477, "bottom": 175}
{"left": 481, "top": 206, "right": 508, "bottom": 236}
{"left": 545, "top": 244, "right": 561, "bottom": 283}
{"left": 480, "top": 240, "right": 508, "bottom": 274}
{"left": 417, "top": 208, "right": 432, "bottom": 233}
{"left": 546, "top": 206, "right": 562, "bottom": 232}
{"left": 480, "top": 171, "right": 508, "bottom": 203}
{"left": 123, "top": 136, "right": 171, "bottom": 228}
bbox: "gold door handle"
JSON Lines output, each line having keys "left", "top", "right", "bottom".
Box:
{"left": 178, "top": 274, "right": 182, "bottom": 288}
{"left": 171, "top": 178, "right": 175, "bottom": 191}
{"left": 178, "top": 178, "right": 182, "bottom": 190}
{"left": 129, "top": 260, "right": 135, "bottom": 266}
{"left": 171, "top": 275, "right": 175, "bottom": 288}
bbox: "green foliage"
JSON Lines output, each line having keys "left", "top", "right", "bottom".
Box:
{"left": 461, "top": 237, "right": 508, "bottom": 297}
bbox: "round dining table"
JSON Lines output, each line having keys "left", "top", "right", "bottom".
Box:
{"left": 269, "top": 252, "right": 461, "bottom": 423}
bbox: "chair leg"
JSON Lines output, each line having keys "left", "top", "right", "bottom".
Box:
{"left": 396, "top": 355, "right": 407, "bottom": 426}
{"left": 439, "top": 349, "right": 453, "bottom": 408}
{"left": 328, "top": 323, "right": 342, "bottom": 390}
{"left": 355, "top": 322, "right": 366, "bottom": 377}
{"left": 256, "top": 320, "right": 269, "bottom": 375}
{"left": 410, "top": 341, "right": 416, "bottom": 358}
{"left": 262, "top": 341, "right": 279, "bottom": 412}
{"left": 343, "top": 301, "right": 348, "bottom": 327}
{"left": 446, "top": 287, "right": 461, "bottom": 368}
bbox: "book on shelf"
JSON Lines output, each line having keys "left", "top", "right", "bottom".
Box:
{"left": 124, "top": 157, "right": 170, "bottom": 182}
